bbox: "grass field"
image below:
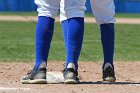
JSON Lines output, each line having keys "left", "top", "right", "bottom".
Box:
{"left": 85, "top": 13, "right": 140, "bottom": 18}
{"left": 0, "top": 21, "right": 139, "bottom": 62}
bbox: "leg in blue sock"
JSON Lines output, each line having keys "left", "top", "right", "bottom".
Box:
{"left": 62, "top": 20, "right": 68, "bottom": 49}
{"left": 100, "top": 23, "right": 115, "bottom": 68}
{"left": 62, "top": 17, "right": 84, "bottom": 71}
{"left": 34, "top": 16, "right": 55, "bottom": 70}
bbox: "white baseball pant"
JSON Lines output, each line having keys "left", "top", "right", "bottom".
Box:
{"left": 34, "top": 0, "right": 86, "bottom": 21}
{"left": 90, "top": 0, "right": 115, "bottom": 24}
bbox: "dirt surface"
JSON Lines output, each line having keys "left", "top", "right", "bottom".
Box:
{"left": 0, "top": 61, "right": 140, "bottom": 93}
{"left": 1, "top": 15, "right": 140, "bottom": 24}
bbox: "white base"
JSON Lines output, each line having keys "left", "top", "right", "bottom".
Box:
{"left": 47, "top": 72, "right": 64, "bottom": 84}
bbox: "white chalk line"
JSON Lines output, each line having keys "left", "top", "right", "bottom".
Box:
{"left": 0, "top": 87, "right": 30, "bottom": 91}
{"left": 129, "top": 84, "right": 140, "bottom": 86}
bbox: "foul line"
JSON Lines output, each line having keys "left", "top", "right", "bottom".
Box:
{"left": 129, "top": 84, "right": 140, "bottom": 86}
{"left": 0, "top": 87, "right": 30, "bottom": 91}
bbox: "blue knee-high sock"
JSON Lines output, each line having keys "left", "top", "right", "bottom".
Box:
{"left": 100, "top": 23, "right": 115, "bottom": 68}
{"left": 62, "top": 20, "right": 68, "bottom": 48}
{"left": 34, "top": 16, "right": 55, "bottom": 70}
{"left": 62, "top": 17, "right": 84, "bottom": 71}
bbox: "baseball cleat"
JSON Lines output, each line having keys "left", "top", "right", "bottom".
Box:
{"left": 63, "top": 63, "right": 79, "bottom": 84}
{"left": 102, "top": 63, "right": 116, "bottom": 82}
{"left": 21, "top": 62, "right": 47, "bottom": 84}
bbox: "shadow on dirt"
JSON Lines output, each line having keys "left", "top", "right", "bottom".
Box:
{"left": 79, "top": 81, "right": 140, "bottom": 85}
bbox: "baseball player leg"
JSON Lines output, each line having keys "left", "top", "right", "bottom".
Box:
{"left": 100, "top": 23, "right": 116, "bottom": 82}
{"left": 21, "top": 0, "right": 60, "bottom": 84}
{"left": 62, "top": 18, "right": 84, "bottom": 84}
{"left": 34, "top": 0, "right": 60, "bottom": 70}
{"left": 100, "top": 23, "right": 115, "bottom": 69}
{"left": 35, "top": 16, "right": 55, "bottom": 69}
{"left": 90, "top": 0, "right": 116, "bottom": 82}
{"left": 62, "top": 17, "right": 84, "bottom": 71}
{"left": 60, "top": 0, "right": 86, "bottom": 83}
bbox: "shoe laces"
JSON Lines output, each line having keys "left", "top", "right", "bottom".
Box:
{"left": 27, "top": 70, "right": 32, "bottom": 75}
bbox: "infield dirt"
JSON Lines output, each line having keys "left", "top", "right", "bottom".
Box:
{"left": 0, "top": 61, "right": 140, "bottom": 93}
{"left": 1, "top": 15, "right": 140, "bottom": 24}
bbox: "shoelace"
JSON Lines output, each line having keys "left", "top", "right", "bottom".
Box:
{"left": 27, "top": 70, "right": 32, "bottom": 75}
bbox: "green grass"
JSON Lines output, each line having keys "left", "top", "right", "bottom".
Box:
{"left": 85, "top": 13, "right": 140, "bottom": 18}
{"left": 0, "top": 12, "right": 38, "bottom": 16}
{"left": 0, "top": 21, "right": 36, "bottom": 62}
{"left": 115, "top": 24, "right": 140, "bottom": 61}
{"left": 0, "top": 21, "right": 140, "bottom": 62}
{"left": 1, "top": 12, "right": 140, "bottom": 18}
{"left": 115, "top": 13, "right": 140, "bottom": 18}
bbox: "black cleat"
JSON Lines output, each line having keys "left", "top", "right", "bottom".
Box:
{"left": 103, "top": 63, "right": 116, "bottom": 82}
{"left": 21, "top": 62, "right": 47, "bottom": 84}
{"left": 63, "top": 62, "right": 79, "bottom": 84}
{"left": 63, "top": 68, "right": 79, "bottom": 84}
